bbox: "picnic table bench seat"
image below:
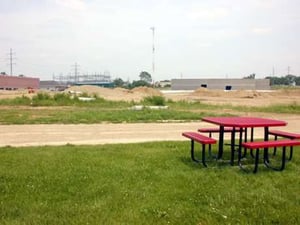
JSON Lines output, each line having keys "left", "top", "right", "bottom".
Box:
{"left": 182, "top": 132, "right": 217, "bottom": 167}
{"left": 269, "top": 130, "right": 300, "bottom": 160}
{"left": 241, "top": 140, "right": 300, "bottom": 173}
{"left": 269, "top": 130, "right": 300, "bottom": 139}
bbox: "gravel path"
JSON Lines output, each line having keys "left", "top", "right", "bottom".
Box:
{"left": 0, "top": 115, "right": 299, "bottom": 147}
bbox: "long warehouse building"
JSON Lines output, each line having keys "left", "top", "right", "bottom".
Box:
{"left": 171, "top": 78, "right": 270, "bottom": 90}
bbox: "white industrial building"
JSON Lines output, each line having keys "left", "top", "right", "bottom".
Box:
{"left": 171, "top": 79, "right": 270, "bottom": 90}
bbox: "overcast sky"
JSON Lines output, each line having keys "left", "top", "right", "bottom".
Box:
{"left": 1, "top": 0, "right": 299, "bottom": 81}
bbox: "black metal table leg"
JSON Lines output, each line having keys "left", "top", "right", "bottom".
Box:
{"left": 218, "top": 126, "right": 225, "bottom": 159}
{"left": 288, "top": 147, "right": 293, "bottom": 160}
{"left": 263, "top": 127, "right": 269, "bottom": 163}
{"left": 238, "top": 128, "right": 246, "bottom": 160}
{"left": 280, "top": 146, "right": 286, "bottom": 171}
{"left": 190, "top": 140, "right": 200, "bottom": 163}
{"left": 230, "top": 127, "right": 236, "bottom": 165}
{"left": 264, "top": 146, "right": 286, "bottom": 171}
{"left": 202, "top": 144, "right": 207, "bottom": 167}
{"left": 249, "top": 127, "right": 256, "bottom": 158}
{"left": 242, "top": 128, "right": 247, "bottom": 158}
{"left": 253, "top": 148, "right": 259, "bottom": 173}
{"left": 273, "top": 135, "right": 278, "bottom": 156}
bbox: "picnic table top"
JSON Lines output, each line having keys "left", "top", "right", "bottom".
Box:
{"left": 202, "top": 116, "right": 287, "bottom": 128}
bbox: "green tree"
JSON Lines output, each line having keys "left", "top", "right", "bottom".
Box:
{"left": 295, "top": 76, "right": 300, "bottom": 85}
{"left": 243, "top": 73, "right": 256, "bottom": 79}
{"left": 130, "top": 80, "right": 150, "bottom": 88}
{"left": 139, "top": 71, "right": 152, "bottom": 83}
{"left": 286, "top": 75, "right": 296, "bottom": 85}
{"left": 265, "top": 75, "right": 300, "bottom": 86}
{"left": 113, "top": 78, "right": 125, "bottom": 87}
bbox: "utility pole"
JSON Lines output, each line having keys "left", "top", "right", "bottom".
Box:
{"left": 7, "top": 48, "right": 16, "bottom": 76}
{"left": 150, "top": 26, "right": 155, "bottom": 82}
{"left": 287, "top": 66, "right": 290, "bottom": 75}
{"left": 71, "top": 62, "right": 80, "bottom": 83}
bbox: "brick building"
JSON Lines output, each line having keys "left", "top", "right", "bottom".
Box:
{"left": 0, "top": 75, "right": 40, "bottom": 90}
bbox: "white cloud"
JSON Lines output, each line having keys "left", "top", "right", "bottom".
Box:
{"left": 0, "top": 0, "right": 300, "bottom": 79}
{"left": 55, "top": 0, "right": 87, "bottom": 11}
{"left": 197, "top": 42, "right": 213, "bottom": 48}
{"left": 251, "top": 27, "right": 272, "bottom": 35}
{"left": 188, "top": 7, "right": 230, "bottom": 20}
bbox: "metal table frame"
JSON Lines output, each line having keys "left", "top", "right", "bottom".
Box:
{"left": 202, "top": 117, "right": 287, "bottom": 165}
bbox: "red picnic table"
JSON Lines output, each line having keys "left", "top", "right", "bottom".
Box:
{"left": 202, "top": 117, "right": 287, "bottom": 164}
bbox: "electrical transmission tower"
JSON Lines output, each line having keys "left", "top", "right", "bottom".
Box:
{"left": 71, "top": 62, "right": 80, "bottom": 82}
{"left": 7, "top": 48, "right": 16, "bottom": 76}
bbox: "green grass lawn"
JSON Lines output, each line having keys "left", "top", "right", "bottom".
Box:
{"left": 1, "top": 142, "right": 300, "bottom": 225}
{"left": 0, "top": 106, "right": 229, "bottom": 124}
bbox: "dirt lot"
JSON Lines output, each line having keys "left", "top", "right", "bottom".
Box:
{"left": 1, "top": 86, "right": 300, "bottom": 106}
{"left": 0, "top": 86, "right": 299, "bottom": 147}
{"left": 163, "top": 88, "right": 300, "bottom": 106}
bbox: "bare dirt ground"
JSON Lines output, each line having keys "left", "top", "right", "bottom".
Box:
{"left": 0, "top": 86, "right": 299, "bottom": 147}
{"left": 163, "top": 88, "right": 300, "bottom": 106}
{"left": 0, "top": 115, "right": 299, "bottom": 147}
{"left": 1, "top": 86, "right": 300, "bottom": 106}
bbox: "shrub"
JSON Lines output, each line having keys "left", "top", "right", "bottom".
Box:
{"left": 142, "top": 96, "right": 166, "bottom": 106}
{"left": 31, "top": 92, "right": 53, "bottom": 106}
{"left": 78, "top": 92, "right": 90, "bottom": 98}
{"left": 53, "top": 93, "right": 73, "bottom": 105}
{"left": 11, "top": 95, "right": 31, "bottom": 105}
{"left": 33, "top": 92, "right": 51, "bottom": 101}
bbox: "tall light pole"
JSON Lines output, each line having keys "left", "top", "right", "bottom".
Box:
{"left": 150, "top": 26, "right": 155, "bottom": 82}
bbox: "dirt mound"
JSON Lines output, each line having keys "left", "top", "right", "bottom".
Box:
{"left": 131, "top": 87, "right": 162, "bottom": 96}
{"left": 226, "top": 90, "right": 262, "bottom": 98}
{"left": 193, "top": 88, "right": 223, "bottom": 97}
{"left": 171, "top": 88, "right": 300, "bottom": 106}
{"left": 1, "top": 85, "right": 300, "bottom": 106}
{"left": 192, "top": 88, "right": 263, "bottom": 98}
{"left": 274, "top": 88, "right": 300, "bottom": 97}
{"left": 0, "top": 90, "right": 34, "bottom": 99}
{"left": 65, "top": 85, "right": 162, "bottom": 102}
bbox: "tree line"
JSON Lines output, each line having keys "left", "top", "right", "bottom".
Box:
{"left": 116, "top": 72, "right": 300, "bottom": 88}
{"left": 265, "top": 75, "right": 300, "bottom": 86}
{"left": 244, "top": 73, "right": 300, "bottom": 86}
{"left": 113, "top": 71, "right": 154, "bottom": 88}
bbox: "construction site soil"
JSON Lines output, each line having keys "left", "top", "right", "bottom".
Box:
{"left": 0, "top": 86, "right": 299, "bottom": 147}
{"left": 2, "top": 85, "right": 300, "bottom": 106}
